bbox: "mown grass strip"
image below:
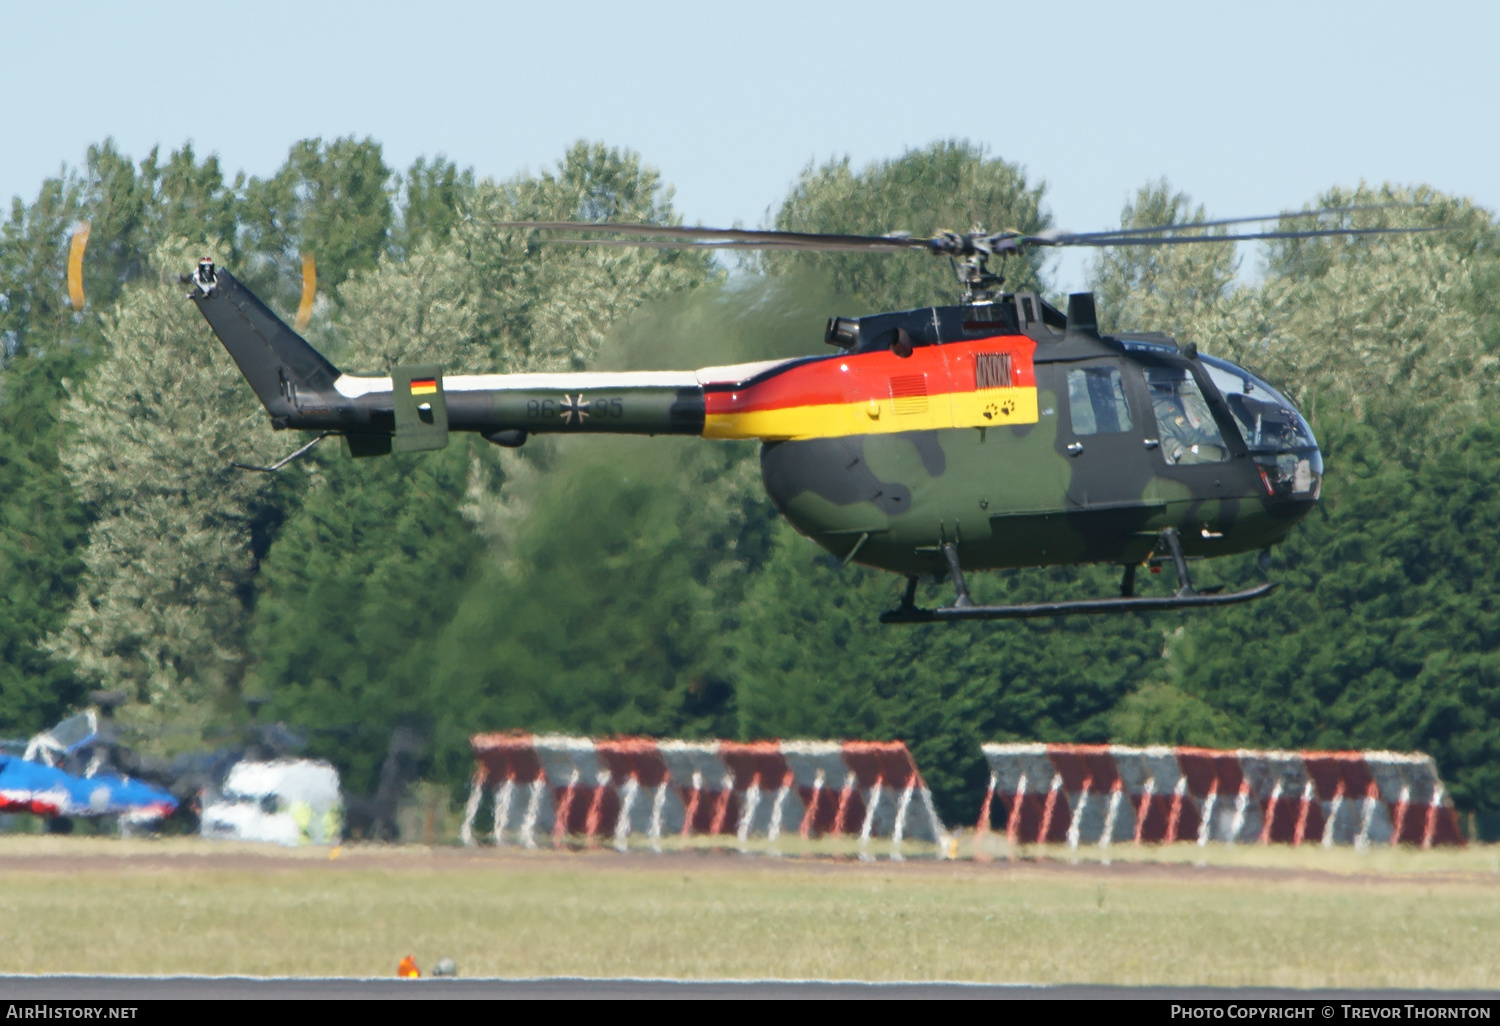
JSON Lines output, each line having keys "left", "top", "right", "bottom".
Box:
{"left": 0, "top": 841, "right": 1495, "bottom": 986}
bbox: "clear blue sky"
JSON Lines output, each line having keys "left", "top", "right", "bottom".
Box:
{"left": 6, "top": 0, "right": 1495, "bottom": 291}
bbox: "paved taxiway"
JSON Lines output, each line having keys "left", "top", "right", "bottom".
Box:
{"left": 2, "top": 977, "right": 1498, "bottom": 1000}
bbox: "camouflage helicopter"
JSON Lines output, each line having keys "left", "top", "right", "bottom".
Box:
{"left": 184, "top": 207, "right": 1433, "bottom": 623}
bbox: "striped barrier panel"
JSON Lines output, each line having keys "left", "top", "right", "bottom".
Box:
{"left": 977, "top": 743, "right": 1463, "bottom": 849}
{"left": 460, "top": 734, "right": 948, "bottom": 851}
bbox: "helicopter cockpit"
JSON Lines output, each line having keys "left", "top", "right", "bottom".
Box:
{"left": 1198, "top": 354, "right": 1322, "bottom": 501}
{"left": 1143, "top": 365, "right": 1230, "bottom": 466}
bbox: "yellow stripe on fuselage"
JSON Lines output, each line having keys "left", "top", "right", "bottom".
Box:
{"left": 703, "top": 386, "right": 1038, "bottom": 441}
{"left": 949, "top": 387, "right": 1040, "bottom": 431}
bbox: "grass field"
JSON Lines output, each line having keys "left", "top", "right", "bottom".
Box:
{"left": 0, "top": 837, "right": 1496, "bottom": 987}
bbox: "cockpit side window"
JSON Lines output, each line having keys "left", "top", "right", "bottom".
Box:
{"left": 1146, "top": 365, "right": 1228, "bottom": 464}
{"left": 1067, "top": 366, "right": 1133, "bottom": 436}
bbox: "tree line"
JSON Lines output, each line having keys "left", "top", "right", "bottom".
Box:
{"left": 1, "top": 136, "right": 1497, "bottom": 834}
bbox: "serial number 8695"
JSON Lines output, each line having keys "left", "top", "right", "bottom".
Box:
{"left": 526, "top": 398, "right": 624, "bottom": 418}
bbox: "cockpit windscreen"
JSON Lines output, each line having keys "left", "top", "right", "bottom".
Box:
{"left": 1200, "top": 356, "right": 1317, "bottom": 453}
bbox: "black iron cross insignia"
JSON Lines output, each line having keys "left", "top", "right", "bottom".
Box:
{"left": 559, "top": 394, "right": 589, "bottom": 425}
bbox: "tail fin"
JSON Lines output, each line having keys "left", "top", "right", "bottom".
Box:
{"left": 186, "top": 261, "right": 340, "bottom": 418}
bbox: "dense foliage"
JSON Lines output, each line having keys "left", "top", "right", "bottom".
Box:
{"left": 2, "top": 136, "right": 1497, "bottom": 835}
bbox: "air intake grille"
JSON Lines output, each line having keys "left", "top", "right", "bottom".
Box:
{"left": 975, "top": 352, "right": 1014, "bottom": 390}
{"left": 889, "top": 374, "right": 928, "bottom": 415}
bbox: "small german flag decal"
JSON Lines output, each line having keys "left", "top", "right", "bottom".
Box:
{"left": 411, "top": 378, "right": 438, "bottom": 395}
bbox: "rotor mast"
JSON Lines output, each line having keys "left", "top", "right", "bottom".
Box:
{"left": 949, "top": 239, "right": 1010, "bottom": 306}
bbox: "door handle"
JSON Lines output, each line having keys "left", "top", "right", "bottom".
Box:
{"left": 1066, "top": 442, "right": 1084, "bottom": 456}
{"left": 1143, "top": 438, "right": 1160, "bottom": 450}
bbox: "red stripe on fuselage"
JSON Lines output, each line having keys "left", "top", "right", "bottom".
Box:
{"left": 702, "top": 335, "right": 1035, "bottom": 416}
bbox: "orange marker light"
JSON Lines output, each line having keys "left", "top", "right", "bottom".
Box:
{"left": 397, "top": 955, "right": 420, "bottom": 978}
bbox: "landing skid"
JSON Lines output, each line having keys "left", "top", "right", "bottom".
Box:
{"left": 880, "top": 582, "right": 1276, "bottom": 623}
{"left": 880, "top": 527, "right": 1276, "bottom": 624}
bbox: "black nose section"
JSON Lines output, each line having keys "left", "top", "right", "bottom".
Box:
{"left": 1254, "top": 451, "right": 1322, "bottom": 505}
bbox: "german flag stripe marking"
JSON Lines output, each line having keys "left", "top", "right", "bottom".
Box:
{"left": 700, "top": 335, "right": 1039, "bottom": 440}
{"left": 703, "top": 386, "right": 1038, "bottom": 441}
{"left": 411, "top": 378, "right": 438, "bottom": 395}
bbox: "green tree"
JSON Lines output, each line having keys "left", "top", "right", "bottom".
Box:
{"left": 0, "top": 350, "right": 90, "bottom": 734}
{"left": 0, "top": 141, "right": 241, "bottom": 734}
{"left": 2, "top": 141, "right": 141, "bottom": 354}
{"left": 70, "top": 141, "right": 241, "bottom": 322}
{"left": 766, "top": 140, "right": 1050, "bottom": 311}
{"left": 141, "top": 143, "right": 241, "bottom": 256}
{"left": 239, "top": 137, "right": 394, "bottom": 306}
{"left": 69, "top": 141, "right": 158, "bottom": 316}
{"left": 1089, "top": 179, "right": 1239, "bottom": 337}
{"left": 43, "top": 240, "right": 283, "bottom": 732}
{"left": 245, "top": 444, "right": 483, "bottom": 791}
{"left": 2, "top": 177, "right": 87, "bottom": 358}
{"left": 1265, "top": 185, "right": 1496, "bottom": 286}
{"left": 1, "top": 139, "right": 243, "bottom": 360}
{"left": 423, "top": 436, "right": 750, "bottom": 782}
{"left": 392, "top": 155, "right": 476, "bottom": 256}
{"left": 329, "top": 237, "right": 486, "bottom": 373}
{"left": 460, "top": 141, "right": 718, "bottom": 372}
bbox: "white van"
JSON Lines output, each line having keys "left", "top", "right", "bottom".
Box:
{"left": 200, "top": 759, "right": 343, "bottom": 846}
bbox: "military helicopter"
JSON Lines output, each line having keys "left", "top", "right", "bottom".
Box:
{"left": 184, "top": 207, "right": 1434, "bottom": 623}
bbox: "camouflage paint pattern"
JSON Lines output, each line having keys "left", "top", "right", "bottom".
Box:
{"left": 190, "top": 268, "right": 1319, "bottom": 580}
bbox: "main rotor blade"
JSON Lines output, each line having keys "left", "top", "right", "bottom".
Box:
{"left": 1058, "top": 224, "right": 1447, "bottom": 247}
{"left": 502, "top": 217, "right": 1444, "bottom": 256}
{"left": 1047, "top": 203, "right": 1432, "bottom": 244}
{"left": 537, "top": 237, "right": 907, "bottom": 252}
{"left": 498, "top": 220, "right": 929, "bottom": 251}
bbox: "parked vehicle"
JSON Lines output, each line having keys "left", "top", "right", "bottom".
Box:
{"left": 199, "top": 759, "right": 344, "bottom": 846}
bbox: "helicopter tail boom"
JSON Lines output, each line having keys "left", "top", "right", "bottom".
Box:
{"left": 183, "top": 264, "right": 708, "bottom": 450}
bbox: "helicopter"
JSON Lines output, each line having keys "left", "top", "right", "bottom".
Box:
{"left": 183, "top": 207, "right": 1436, "bottom": 623}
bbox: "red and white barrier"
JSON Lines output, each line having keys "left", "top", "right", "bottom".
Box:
{"left": 977, "top": 743, "right": 1463, "bottom": 849}
{"left": 461, "top": 734, "right": 948, "bottom": 852}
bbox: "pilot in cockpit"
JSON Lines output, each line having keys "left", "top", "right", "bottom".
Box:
{"left": 1148, "top": 368, "right": 1227, "bottom": 465}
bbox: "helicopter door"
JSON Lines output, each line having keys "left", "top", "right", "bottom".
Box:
{"left": 1046, "top": 359, "right": 1154, "bottom": 509}
{"left": 1142, "top": 364, "right": 1232, "bottom": 468}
